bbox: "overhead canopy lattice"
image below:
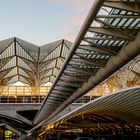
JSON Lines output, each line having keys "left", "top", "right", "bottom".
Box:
{"left": 48, "top": 86, "right": 140, "bottom": 129}
{"left": 0, "top": 38, "right": 71, "bottom": 88}
{"left": 32, "top": 0, "right": 140, "bottom": 127}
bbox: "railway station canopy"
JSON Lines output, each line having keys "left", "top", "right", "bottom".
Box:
{"left": 0, "top": 38, "right": 71, "bottom": 103}
{"left": 32, "top": 0, "right": 140, "bottom": 127}
{"left": 0, "top": 0, "right": 140, "bottom": 139}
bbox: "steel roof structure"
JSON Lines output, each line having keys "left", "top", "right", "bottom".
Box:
{"left": 0, "top": 38, "right": 71, "bottom": 89}
{"left": 0, "top": 0, "right": 140, "bottom": 137}
{"left": 31, "top": 0, "right": 140, "bottom": 131}
{"left": 46, "top": 86, "right": 140, "bottom": 131}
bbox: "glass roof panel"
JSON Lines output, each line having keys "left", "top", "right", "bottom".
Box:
{"left": 18, "top": 57, "right": 32, "bottom": 71}
{"left": 16, "top": 43, "right": 34, "bottom": 62}
{"left": 4, "top": 67, "right": 17, "bottom": 78}
{"left": 0, "top": 43, "right": 15, "bottom": 59}
{"left": 19, "top": 76, "right": 30, "bottom": 85}
{"left": 1, "top": 57, "right": 16, "bottom": 70}
{"left": 19, "top": 68, "right": 30, "bottom": 78}
{"left": 7, "top": 75, "right": 18, "bottom": 85}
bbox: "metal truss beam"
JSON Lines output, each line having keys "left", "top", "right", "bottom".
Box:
{"left": 57, "top": 81, "right": 81, "bottom": 88}
{"left": 72, "top": 56, "right": 105, "bottom": 67}
{"left": 103, "top": 1, "right": 140, "bottom": 13}
{"left": 96, "top": 15, "right": 140, "bottom": 19}
{"left": 88, "top": 27, "right": 133, "bottom": 40}
{"left": 60, "top": 75, "right": 85, "bottom": 82}
{"left": 52, "top": 91, "right": 71, "bottom": 96}
{"left": 31, "top": 0, "right": 105, "bottom": 129}
{"left": 49, "top": 94, "right": 67, "bottom": 99}
{"left": 78, "top": 45, "right": 117, "bottom": 55}
{"left": 66, "top": 66, "right": 93, "bottom": 75}
{"left": 54, "top": 87, "right": 74, "bottom": 92}
{"left": 34, "top": 31, "right": 140, "bottom": 130}
{"left": 95, "top": 18, "right": 135, "bottom": 39}
{"left": 29, "top": 0, "right": 140, "bottom": 133}
{"left": 47, "top": 97, "right": 64, "bottom": 102}
{"left": 84, "top": 37, "right": 125, "bottom": 41}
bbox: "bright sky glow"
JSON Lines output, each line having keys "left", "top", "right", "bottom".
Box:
{"left": 0, "top": 0, "right": 93, "bottom": 45}
{"left": 12, "top": 81, "right": 27, "bottom": 86}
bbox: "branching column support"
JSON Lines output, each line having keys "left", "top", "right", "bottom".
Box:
{"left": 35, "top": 47, "right": 41, "bottom": 98}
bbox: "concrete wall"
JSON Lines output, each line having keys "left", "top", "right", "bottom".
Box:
{"left": 0, "top": 103, "right": 41, "bottom": 125}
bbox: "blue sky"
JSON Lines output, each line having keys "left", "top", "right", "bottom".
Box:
{"left": 0, "top": 0, "right": 93, "bottom": 45}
